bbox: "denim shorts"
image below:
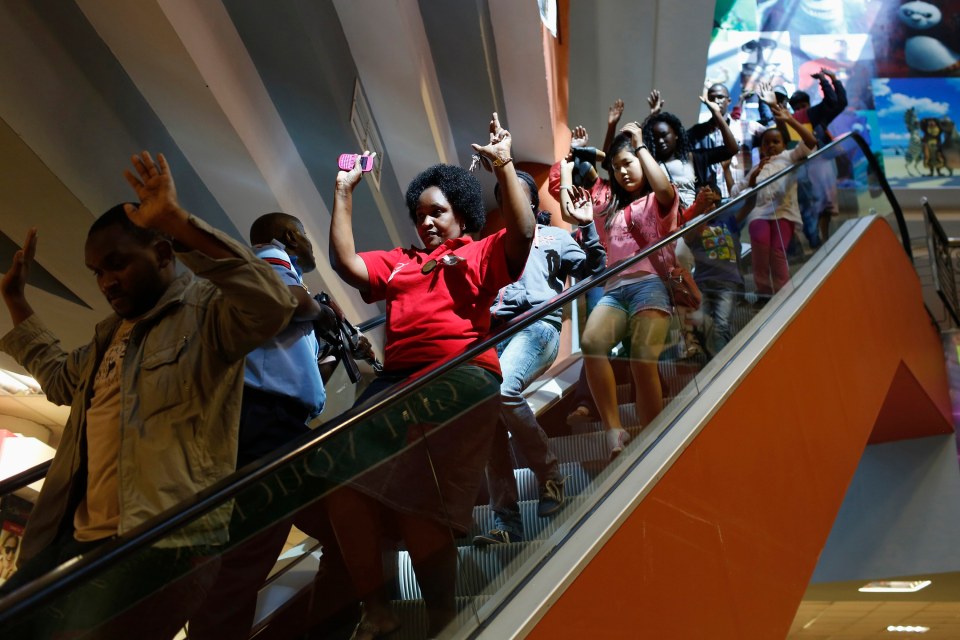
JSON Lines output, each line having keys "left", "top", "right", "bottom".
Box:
{"left": 597, "top": 275, "right": 672, "bottom": 317}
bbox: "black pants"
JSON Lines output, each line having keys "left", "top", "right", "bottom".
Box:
{"left": 189, "top": 387, "right": 354, "bottom": 640}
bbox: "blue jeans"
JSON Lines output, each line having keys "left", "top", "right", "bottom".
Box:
{"left": 699, "top": 280, "right": 740, "bottom": 357}
{"left": 596, "top": 275, "right": 672, "bottom": 316}
{"left": 486, "top": 320, "right": 562, "bottom": 536}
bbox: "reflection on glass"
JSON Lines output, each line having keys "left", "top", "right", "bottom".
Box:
{"left": 0, "top": 135, "right": 906, "bottom": 640}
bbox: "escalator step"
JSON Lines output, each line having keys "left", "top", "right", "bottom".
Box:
{"left": 393, "top": 542, "right": 542, "bottom": 600}
{"left": 499, "top": 462, "right": 592, "bottom": 503}
{"left": 468, "top": 488, "right": 586, "bottom": 541}
{"left": 389, "top": 596, "right": 490, "bottom": 639}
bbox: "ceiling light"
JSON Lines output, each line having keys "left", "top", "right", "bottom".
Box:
{"left": 859, "top": 580, "right": 932, "bottom": 593}
{"left": 886, "top": 625, "right": 929, "bottom": 633}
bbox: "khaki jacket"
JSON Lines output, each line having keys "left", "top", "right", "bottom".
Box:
{"left": 0, "top": 216, "right": 297, "bottom": 561}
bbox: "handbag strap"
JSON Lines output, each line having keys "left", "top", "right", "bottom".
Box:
{"left": 622, "top": 203, "right": 639, "bottom": 244}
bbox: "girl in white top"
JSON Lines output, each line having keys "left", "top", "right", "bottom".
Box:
{"left": 732, "top": 103, "right": 818, "bottom": 296}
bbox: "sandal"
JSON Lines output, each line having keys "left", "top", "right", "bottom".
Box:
{"left": 567, "top": 404, "right": 598, "bottom": 426}
{"left": 349, "top": 611, "right": 400, "bottom": 640}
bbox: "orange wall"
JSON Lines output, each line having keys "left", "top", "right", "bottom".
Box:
{"left": 529, "top": 219, "right": 952, "bottom": 639}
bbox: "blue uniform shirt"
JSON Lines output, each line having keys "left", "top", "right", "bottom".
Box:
{"left": 243, "top": 242, "right": 325, "bottom": 419}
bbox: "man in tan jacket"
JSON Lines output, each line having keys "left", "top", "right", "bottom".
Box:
{"left": 0, "top": 152, "right": 297, "bottom": 639}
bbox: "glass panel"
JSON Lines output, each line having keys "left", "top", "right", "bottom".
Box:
{"left": 0, "top": 361, "right": 501, "bottom": 638}
{"left": 0, "top": 135, "right": 909, "bottom": 640}
{"left": 454, "top": 134, "right": 906, "bottom": 636}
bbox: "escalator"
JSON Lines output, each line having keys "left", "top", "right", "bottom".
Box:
{"left": 0, "top": 134, "right": 950, "bottom": 639}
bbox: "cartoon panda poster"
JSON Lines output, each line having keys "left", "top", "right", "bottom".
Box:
{"left": 873, "top": 0, "right": 960, "bottom": 77}
{"left": 705, "top": 0, "right": 960, "bottom": 188}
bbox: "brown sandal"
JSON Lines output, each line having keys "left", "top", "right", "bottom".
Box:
{"left": 566, "top": 404, "right": 597, "bottom": 426}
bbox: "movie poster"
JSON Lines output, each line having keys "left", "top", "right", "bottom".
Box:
{"left": 705, "top": 0, "right": 959, "bottom": 188}
{"left": 872, "top": 0, "right": 960, "bottom": 78}
{"left": 705, "top": 30, "right": 796, "bottom": 104}
{"left": 874, "top": 77, "right": 960, "bottom": 186}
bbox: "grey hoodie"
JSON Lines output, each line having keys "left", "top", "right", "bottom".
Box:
{"left": 491, "top": 221, "right": 606, "bottom": 327}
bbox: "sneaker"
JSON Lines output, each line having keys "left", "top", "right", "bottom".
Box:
{"left": 537, "top": 477, "right": 566, "bottom": 517}
{"left": 473, "top": 529, "right": 523, "bottom": 547}
{"left": 605, "top": 428, "right": 630, "bottom": 460}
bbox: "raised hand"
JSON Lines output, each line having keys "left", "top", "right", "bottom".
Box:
{"left": 564, "top": 186, "right": 595, "bottom": 225}
{"left": 690, "top": 186, "right": 721, "bottom": 216}
{"left": 1, "top": 228, "right": 37, "bottom": 302}
{"left": 123, "top": 151, "right": 180, "bottom": 231}
{"left": 571, "top": 125, "right": 589, "bottom": 149}
{"left": 756, "top": 81, "right": 777, "bottom": 107}
{"left": 647, "top": 90, "right": 664, "bottom": 116}
{"left": 770, "top": 102, "right": 791, "bottom": 122}
{"left": 700, "top": 90, "right": 723, "bottom": 118}
{"left": 608, "top": 98, "right": 625, "bottom": 125}
{"left": 471, "top": 112, "right": 513, "bottom": 169}
{"left": 336, "top": 151, "right": 374, "bottom": 194}
{"left": 620, "top": 120, "right": 643, "bottom": 146}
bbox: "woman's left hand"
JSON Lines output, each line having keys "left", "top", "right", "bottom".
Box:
{"left": 471, "top": 112, "right": 513, "bottom": 170}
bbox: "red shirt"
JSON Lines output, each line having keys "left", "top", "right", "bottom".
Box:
{"left": 359, "top": 229, "right": 514, "bottom": 376}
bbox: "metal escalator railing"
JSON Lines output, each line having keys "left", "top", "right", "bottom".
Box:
{"left": 922, "top": 197, "right": 960, "bottom": 327}
{"left": 0, "top": 132, "right": 908, "bottom": 638}
{"left": 0, "top": 461, "right": 50, "bottom": 498}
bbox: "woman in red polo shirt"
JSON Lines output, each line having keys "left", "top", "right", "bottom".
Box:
{"left": 327, "top": 113, "right": 534, "bottom": 639}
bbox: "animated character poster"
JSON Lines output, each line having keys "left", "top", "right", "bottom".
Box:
{"left": 708, "top": 0, "right": 960, "bottom": 188}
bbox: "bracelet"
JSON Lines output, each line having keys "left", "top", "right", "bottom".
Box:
{"left": 492, "top": 156, "right": 513, "bottom": 168}
{"left": 559, "top": 185, "right": 573, "bottom": 191}
{"left": 635, "top": 144, "right": 648, "bottom": 154}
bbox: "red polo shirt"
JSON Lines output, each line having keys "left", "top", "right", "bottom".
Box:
{"left": 359, "top": 229, "right": 514, "bottom": 377}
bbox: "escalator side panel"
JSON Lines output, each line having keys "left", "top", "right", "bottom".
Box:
{"left": 527, "top": 219, "right": 951, "bottom": 639}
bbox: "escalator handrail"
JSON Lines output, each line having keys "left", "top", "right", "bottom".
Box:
{"left": 0, "top": 461, "right": 51, "bottom": 498}
{"left": 0, "top": 131, "right": 906, "bottom": 622}
{"left": 356, "top": 313, "right": 386, "bottom": 333}
{"left": 0, "top": 323, "right": 387, "bottom": 497}
{"left": 845, "top": 132, "right": 912, "bottom": 261}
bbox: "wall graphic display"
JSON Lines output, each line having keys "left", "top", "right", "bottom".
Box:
{"left": 709, "top": 0, "right": 960, "bottom": 188}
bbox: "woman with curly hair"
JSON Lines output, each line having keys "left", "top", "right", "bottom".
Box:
{"left": 644, "top": 95, "right": 739, "bottom": 357}
{"left": 642, "top": 94, "right": 737, "bottom": 218}
{"left": 327, "top": 113, "right": 534, "bottom": 639}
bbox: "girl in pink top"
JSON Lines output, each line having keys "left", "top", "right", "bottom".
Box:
{"left": 559, "top": 124, "right": 679, "bottom": 458}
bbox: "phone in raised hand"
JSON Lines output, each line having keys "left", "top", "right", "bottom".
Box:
{"left": 338, "top": 153, "right": 375, "bottom": 172}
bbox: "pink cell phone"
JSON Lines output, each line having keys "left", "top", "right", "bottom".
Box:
{"left": 338, "top": 154, "right": 374, "bottom": 172}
